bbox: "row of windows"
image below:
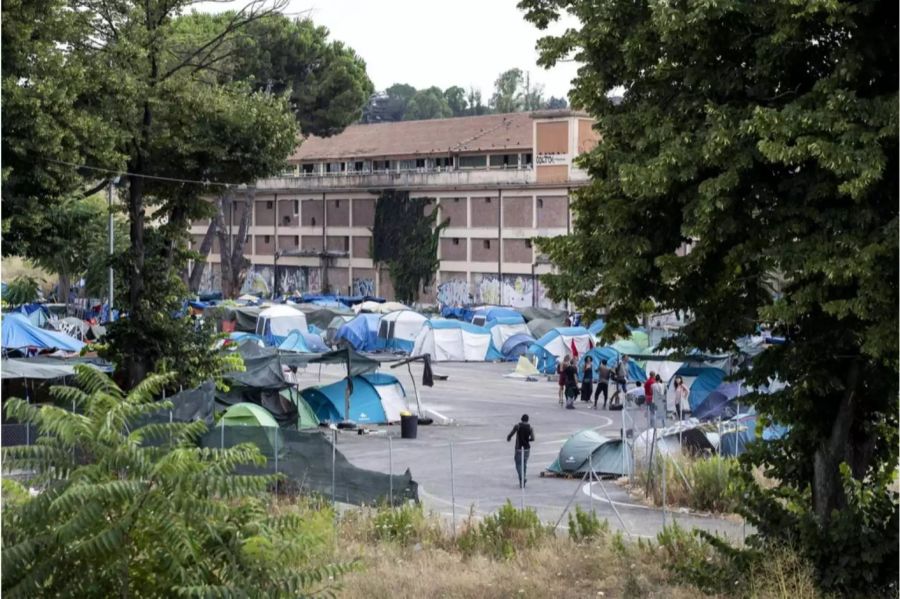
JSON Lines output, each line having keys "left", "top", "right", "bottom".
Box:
{"left": 449, "top": 239, "right": 532, "bottom": 249}
{"left": 295, "top": 153, "right": 533, "bottom": 176}
{"left": 258, "top": 197, "right": 549, "bottom": 210}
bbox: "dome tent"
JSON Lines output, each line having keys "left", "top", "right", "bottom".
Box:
{"left": 278, "top": 330, "right": 329, "bottom": 353}
{"left": 546, "top": 429, "right": 633, "bottom": 476}
{"left": 255, "top": 305, "right": 308, "bottom": 346}
{"left": 411, "top": 320, "right": 503, "bottom": 362}
{"left": 501, "top": 333, "right": 535, "bottom": 360}
{"left": 527, "top": 326, "right": 593, "bottom": 374}
{"left": 378, "top": 310, "right": 427, "bottom": 353}
{"left": 485, "top": 316, "right": 532, "bottom": 351}
{"left": 300, "top": 373, "right": 409, "bottom": 424}
{"left": 220, "top": 402, "right": 284, "bottom": 457}
{"left": 2, "top": 313, "right": 84, "bottom": 354}
{"left": 334, "top": 313, "right": 382, "bottom": 352}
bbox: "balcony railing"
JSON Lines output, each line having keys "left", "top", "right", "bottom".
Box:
{"left": 258, "top": 165, "right": 539, "bottom": 190}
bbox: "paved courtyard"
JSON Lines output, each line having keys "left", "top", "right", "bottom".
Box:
{"left": 301, "top": 360, "right": 747, "bottom": 542}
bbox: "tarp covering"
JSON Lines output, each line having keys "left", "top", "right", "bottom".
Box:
{"left": 526, "top": 317, "right": 566, "bottom": 340}
{"left": 324, "top": 315, "right": 353, "bottom": 345}
{"left": 2, "top": 313, "right": 85, "bottom": 353}
{"left": 693, "top": 381, "right": 747, "bottom": 421}
{"left": 0, "top": 357, "right": 113, "bottom": 379}
{"left": 301, "top": 373, "right": 409, "bottom": 424}
{"left": 547, "top": 429, "right": 633, "bottom": 476}
{"left": 354, "top": 300, "right": 408, "bottom": 314}
{"left": 304, "top": 307, "right": 354, "bottom": 330}
{"left": 224, "top": 306, "right": 263, "bottom": 332}
{"left": 505, "top": 355, "right": 540, "bottom": 379}
{"left": 411, "top": 320, "right": 503, "bottom": 362}
{"left": 516, "top": 306, "right": 568, "bottom": 323}
{"left": 473, "top": 307, "right": 522, "bottom": 324}
{"left": 335, "top": 313, "right": 382, "bottom": 351}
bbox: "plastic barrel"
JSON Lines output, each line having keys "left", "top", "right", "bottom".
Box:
{"left": 400, "top": 413, "right": 418, "bottom": 439}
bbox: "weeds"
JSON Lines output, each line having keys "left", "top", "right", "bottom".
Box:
{"left": 635, "top": 453, "right": 741, "bottom": 513}
{"left": 457, "top": 500, "right": 551, "bottom": 559}
{"left": 567, "top": 505, "right": 609, "bottom": 542}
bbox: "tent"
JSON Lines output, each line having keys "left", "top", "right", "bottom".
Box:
{"left": 587, "top": 319, "right": 605, "bottom": 335}
{"left": 334, "top": 313, "right": 382, "bottom": 351}
{"left": 324, "top": 315, "right": 354, "bottom": 345}
{"left": 1, "top": 356, "right": 113, "bottom": 379}
{"left": 411, "top": 320, "right": 503, "bottom": 362}
{"left": 300, "top": 373, "right": 409, "bottom": 424}
{"left": 53, "top": 317, "right": 90, "bottom": 340}
{"left": 278, "top": 330, "right": 330, "bottom": 353}
{"left": 577, "top": 347, "right": 646, "bottom": 383}
{"left": 516, "top": 306, "right": 568, "bottom": 323}
{"left": 527, "top": 327, "right": 593, "bottom": 374}
{"left": 501, "top": 333, "right": 535, "bottom": 360}
{"left": 354, "top": 300, "right": 408, "bottom": 314}
{"left": 526, "top": 317, "right": 566, "bottom": 340}
{"left": 471, "top": 306, "right": 522, "bottom": 326}
{"left": 505, "top": 355, "right": 541, "bottom": 379}
{"left": 279, "top": 388, "right": 320, "bottom": 429}
{"left": 220, "top": 402, "right": 284, "bottom": 456}
{"left": 378, "top": 310, "right": 427, "bottom": 353}
{"left": 693, "top": 381, "right": 748, "bottom": 421}
{"left": 546, "top": 429, "right": 633, "bottom": 476}
{"left": 255, "top": 305, "right": 308, "bottom": 346}
{"left": 225, "top": 305, "right": 264, "bottom": 332}
{"left": 2, "top": 313, "right": 84, "bottom": 353}
{"left": 633, "top": 421, "right": 719, "bottom": 462}
{"left": 485, "top": 317, "right": 531, "bottom": 350}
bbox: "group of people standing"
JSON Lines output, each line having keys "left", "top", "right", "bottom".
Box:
{"left": 556, "top": 354, "right": 631, "bottom": 410}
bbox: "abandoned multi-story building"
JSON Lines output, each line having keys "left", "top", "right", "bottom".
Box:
{"left": 189, "top": 109, "right": 598, "bottom": 307}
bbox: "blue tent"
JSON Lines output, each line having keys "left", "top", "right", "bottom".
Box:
{"left": 474, "top": 306, "right": 522, "bottom": 323}
{"left": 228, "top": 332, "right": 265, "bottom": 347}
{"left": 587, "top": 319, "right": 605, "bottom": 335}
{"left": 334, "top": 313, "right": 382, "bottom": 351}
{"left": 693, "top": 381, "right": 748, "bottom": 421}
{"left": 501, "top": 333, "right": 534, "bottom": 360}
{"left": 2, "top": 313, "right": 84, "bottom": 353}
{"left": 278, "top": 330, "right": 329, "bottom": 353}
{"left": 527, "top": 327, "right": 593, "bottom": 374}
{"left": 675, "top": 367, "right": 727, "bottom": 412}
{"left": 300, "top": 373, "right": 408, "bottom": 424}
{"left": 577, "top": 347, "right": 646, "bottom": 382}
{"left": 440, "top": 306, "right": 470, "bottom": 321}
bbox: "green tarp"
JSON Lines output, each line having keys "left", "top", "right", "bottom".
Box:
{"left": 280, "top": 388, "right": 319, "bottom": 429}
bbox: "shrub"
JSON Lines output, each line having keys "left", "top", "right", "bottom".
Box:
{"left": 373, "top": 502, "right": 429, "bottom": 545}
{"left": 568, "top": 505, "right": 609, "bottom": 542}
{"left": 457, "top": 500, "right": 551, "bottom": 559}
{"left": 636, "top": 454, "right": 740, "bottom": 513}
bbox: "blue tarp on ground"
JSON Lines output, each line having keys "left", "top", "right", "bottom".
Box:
{"left": 334, "top": 313, "right": 382, "bottom": 352}
{"left": 2, "top": 313, "right": 84, "bottom": 353}
{"left": 300, "top": 373, "right": 407, "bottom": 424}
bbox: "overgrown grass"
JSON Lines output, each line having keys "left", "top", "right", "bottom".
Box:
{"left": 634, "top": 454, "right": 741, "bottom": 513}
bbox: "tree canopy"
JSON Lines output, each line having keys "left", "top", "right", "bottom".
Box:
{"left": 520, "top": 0, "right": 897, "bottom": 594}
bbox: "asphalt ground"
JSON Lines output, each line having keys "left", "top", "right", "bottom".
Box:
{"left": 299, "top": 360, "right": 747, "bottom": 542}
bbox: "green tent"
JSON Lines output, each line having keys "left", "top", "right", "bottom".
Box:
{"left": 279, "top": 389, "right": 320, "bottom": 430}
{"left": 546, "top": 429, "right": 633, "bottom": 476}
{"left": 221, "top": 402, "right": 283, "bottom": 456}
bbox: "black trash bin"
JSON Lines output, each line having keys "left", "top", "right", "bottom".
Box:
{"left": 400, "top": 412, "right": 418, "bottom": 439}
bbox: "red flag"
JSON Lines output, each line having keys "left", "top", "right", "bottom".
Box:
{"left": 571, "top": 340, "right": 579, "bottom": 358}
{"left": 589, "top": 338, "right": 594, "bottom": 349}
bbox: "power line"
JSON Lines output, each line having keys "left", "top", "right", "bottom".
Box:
{"left": 39, "top": 156, "right": 247, "bottom": 188}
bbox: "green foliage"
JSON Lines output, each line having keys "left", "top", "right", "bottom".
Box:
{"left": 457, "top": 500, "right": 551, "bottom": 560}
{"left": 520, "top": 0, "right": 898, "bottom": 593}
{"left": 371, "top": 190, "right": 447, "bottom": 303}
{"left": 567, "top": 504, "right": 608, "bottom": 542}
{"left": 1, "top": 366, "right": 349, "bottom": 598}
{"left": 491, "top": 68, "right": 525, "bottom": 113}
{"left": 404, "top": 86, "right": 453, "bottom": 120}
{"left": 3, "top": 275, "right": 41, "bottom": 307}
{"left": 637, "top": 455, "right": 740, "bottom": 513}
{"left": 656, "top": 524, "right": 748, "bottom": 594}
{"left": 372, "top": 503, "right": 431, "bottom": 545}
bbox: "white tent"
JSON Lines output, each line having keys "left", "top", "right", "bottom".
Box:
{"left": 255, "top": 305, "right": 308, "bottom": 344}
{"left": 411, "top": 320, "right": 503, "bottom": 362}
{"left": 378, "top": 310, "right": 427, "bottom": 352}
{"left": 354, "top": 300, "right": 409, "bottom": 314}
{"left": 486, "top": 319, "right": 531, "bottom": 349}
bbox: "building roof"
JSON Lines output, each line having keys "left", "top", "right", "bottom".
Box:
{"left": 290, "top": 112, "right": 535, "bottom": 162}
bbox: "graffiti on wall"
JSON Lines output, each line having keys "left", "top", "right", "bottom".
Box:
{"left": 198, "top": 267, "right": 222, "bottom": 295}
{"left": 236, "top": 265, "right": 322, "bottom": 296}
{"left": 437, "top": 278, "right": 470, "bottom": 306}
{"left": 469, "top": 274, "right": 561, "bottom": 309}
{"left": 352, "top": 277, "right": 375, "bottom": 297}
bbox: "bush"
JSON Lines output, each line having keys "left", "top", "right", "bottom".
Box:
{"left": 568, "top": 505, "right": 609, "bottom": 542}
{"left": 636, "top": 454, "right": 740, "bottom": 513}
{"left": 457, "top": 500, "right": 551, "bottom": 559}
{"left": 373, "top": 503, "right": 429, "bottom": 545}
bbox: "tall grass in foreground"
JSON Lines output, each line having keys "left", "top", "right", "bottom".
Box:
{"left": 634, "top": 453, "right": 741, "bottom": 513}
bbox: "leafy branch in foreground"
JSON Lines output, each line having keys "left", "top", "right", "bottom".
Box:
{"left": 1, "top": 365, "right": 350, "bottom": 598}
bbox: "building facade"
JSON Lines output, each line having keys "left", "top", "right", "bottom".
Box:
{"left": 189, "top": 110, "right": 598, "bottom": 307}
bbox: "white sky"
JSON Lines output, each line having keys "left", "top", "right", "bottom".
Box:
{"left": 194, "top": 0, "right": 580, "bottom": 100}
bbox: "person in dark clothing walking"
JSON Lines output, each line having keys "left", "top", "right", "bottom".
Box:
{"left": 507, "top": 414, "right": 535, "bottom": 488}
{"left": 594, "top": 358, "right": 611, "bottom": 409}
{"left": 563, "top": 359, "right": 579, "bottom": 409}
{"left": 580, "top": 356, "right": 594, "bottom": 403}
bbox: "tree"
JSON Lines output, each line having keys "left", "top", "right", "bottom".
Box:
{"left": 380, "top": 83, "right": 417, "bottom": 121}
{"left": 545, "top": 96, "right": 567, "bottom": 110}
{"left": 1, "top": 365, "right": 349, "bottom": 597}
{"left": 520, "top": 0, "right": 897, "bottom": 594}
{"left": 444, "top": 86, "right": 468, "bottom": 116}
{"left": 522, "top": 71, "right": 545, "bottom": 111}
{"left": 467, "top": 87, "right": 489, "bottom": 115}
{"left": 2, "top": 276, "right": 41, "bottom": 307}
{"left": 404, "top": 86, "right": 453, "bottom": 120}
{"left": 491, "top": 68, "right": 525, "bottom": 113}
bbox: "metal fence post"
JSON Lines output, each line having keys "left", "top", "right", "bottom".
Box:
{"left": 388, "top": 435, "right": 394, "bottom": 507}
{"left": 589, "top": 452, "right": 595, "bottom": 515}
{"left": 331, "top": 428, "right": 337, "bottom": 507}
{"left": 449, "top": 439, "right": 457, "bottom": 536}
{"left": 661, "top": 446, "right": 667, "bottom": 529}
{"left": 274, "top": 428, "right": 279, "bottom": 496}
{"left": 220, "top": 418, "right": 225, "bottom": 450}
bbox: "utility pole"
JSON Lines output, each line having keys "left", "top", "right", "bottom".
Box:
{"left": 108, "top": 178, "right": 116, "bottom": 315}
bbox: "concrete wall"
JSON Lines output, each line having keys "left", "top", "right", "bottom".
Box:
{"left": 328, "top": 267, "right": 350, "bottom": 294}
{"left": 277, "top": 235, "right": 299, "bottom": 250}
{"left": 278, "top": 198, "right": 299, "bottom": 227}
{"left": 326, "top": 199, "right": 350, "bottom": 226}
{"left": 536, "top": 121, "right": 569, "bottom": 154}
{"left": 536, "top": 165, "right": 569, "bottom": 184}
{"left": 503, "top": 195, "right": 533, "bottom": 228}
{"left": 301, "top": 235, "right": 323, "bottom": 251}
{"left": 437, "top": 197, "right": 467, "bottom": 227}
{"left": 471, "top": 196, "right": 499, "bottom": 227}
{"left": 440, "top": 237, "right": 467, "bottom": 261}
{"left": 578, "top": 118, "right": 600, "bottom": 154}
{"left": 503, "top": 238, "right": 533, "bottom": 263}
{"left": 326, "top": 235, "right": 349, "bottom": 252}
{"left": 470, "top": 238, "right": 499, "bottom": 262}
{"left": 352, "top": 198, "right": 375, "bottom": 227}
{"left": 301, "top": 199, "right": 323, "bottom": 227}
{"left": 254, "top": 234, "right": 274, "bottom": 255}
{"left": 537, "top": 195, "right": 568, "bottom": 227}
{"left": 352, "top": 268, "right": 376, "bottom": 296}
{"left": 255, "top": 199, "right": 275, "bottom": 227}
{"left": 351, "top": 236, "right": 371, "bottom": 259}
{"left": 379, "top": 268, "right": 395, "bottom": 299}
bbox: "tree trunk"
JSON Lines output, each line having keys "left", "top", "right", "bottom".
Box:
{"left": 57, "top": 270, "right": 70, "bottom": 314}
{"left": 228, "top": 189, "right": 254, "bottom": 296}
{"left": 188, "top": 220, "right": 217, "bottom": 293}
{"left": 215, "top": 192, "right": 235, "bottom": 298}
{"left": 812, "top": 359, "right": 860, "bottom": 524}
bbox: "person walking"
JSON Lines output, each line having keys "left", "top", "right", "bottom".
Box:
{"left": 652, "top": 373, "right": 667, "bottom": 426}
{"left": 610, "top": 355, "right": 629, "bottom": 407}
{"left": 580, "top": 356, "right": 594, "bottom": 404}
{"left": 673, "top": 376, "right": 689, "bottom": 420}
{"left": 564, "top": 358, "right": 579, "bottom": 409}
{"left": 594, "top": 358, "right": 611, "bottom": 409}
{"left": 557, "top": 356, "right": 570, "bottom": 406}
{"left": 507, "top": 414, "right": 535, "bottom": 488}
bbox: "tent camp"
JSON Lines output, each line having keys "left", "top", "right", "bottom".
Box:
{"left": 693, "top": 381, "right": 748, "bottom": 421}
{"left": 324, "top": 315, "right": 354, "bottom": 345}
{"left": 354, "top": 300, "right": 408, "bottom": 314}
{"left": 501, "top": 333, "right": 535, "bottom": 360}
{"left": 527, "top": 327, "right": 593, "bottom": 374}
{"left": 220, "top": 402, "right": 284, "bottom": 456}
{"left": 471, "top": 306, "right": 522, "bottom": 326}
{"left": 411, "top": 320, "right": 503, "bottom": 362}
{"left": 516, "top": 306, "right": 568, "bottom": 323}
{"left": 255, "top": 305, "right": 308, "bottom": 346}
{"left": 546, "top": 429, "right": 633, "bottom": 476}
{"left": 485, "top": 317, "right": 531, "bottom": 351}
{"left": 577, "top": 347, "right": 647, "bottom": 382}
{"left": 526, "top": 317, "right": 566, "bottom": 340}
{"left": 2, "top": 313, "right": 84, "bottom": 354}
{"left": 378, "top": 310, "right": 427, "bottom": 353}
{"left": 278, "top": 330, "right": 330, "bottom": 353}
{"left": 300, "top": 373, "right": 409, "bottom": 424}
{"left": 334, "top": 313, "right": 382, "bottom": 352}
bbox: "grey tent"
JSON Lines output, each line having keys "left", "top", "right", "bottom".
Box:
{"left": 527, "top": 317, "right": 567, "bottom": 339}
{"left": 223, "top": 306, "right": 263, "bottom": 332}
{"left": 546, "top": 429, "right": 633, "bottom": 476}
{"left": 517, "top": 306, "right": 568, "bottom": 323}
